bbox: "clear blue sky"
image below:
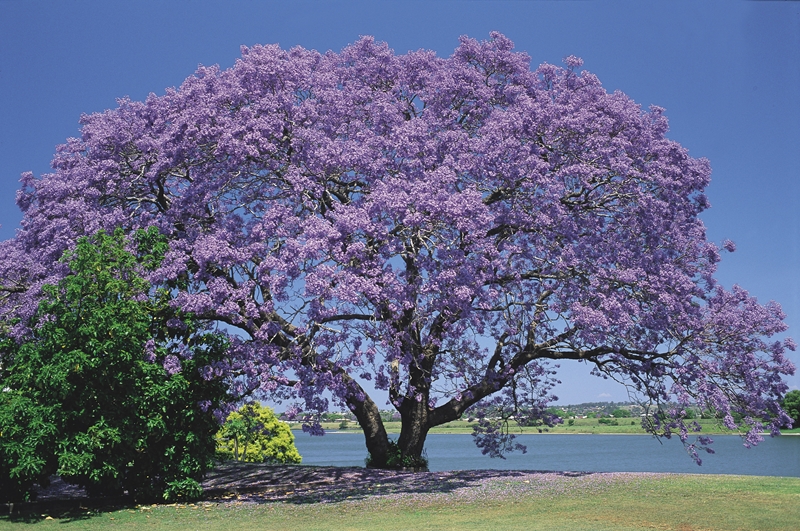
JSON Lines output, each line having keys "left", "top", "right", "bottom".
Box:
{"left": 1, "top": 0, "right": 798, "bottom": 404}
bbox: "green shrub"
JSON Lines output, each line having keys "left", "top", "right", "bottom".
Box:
{"left": 0, "top": 229, "right": 230, "bottom": 502}
{"left": 781, "top": 390, "right": 800, "bottom": 428}
{"left": 217, "top": 402, "right": 301, "bottom": 464}
{"left": 164, "top": 478, "right": 204, "bottom": 502}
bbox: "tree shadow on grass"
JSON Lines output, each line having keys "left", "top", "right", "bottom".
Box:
{"left": 0, "top": 486, "right": 133, "bottom": 524}
{"left": 201, "top": 462, "right": 595, "bottom": 505}
{"left": 0, "top": 463, "right": 595, "bottom": 522}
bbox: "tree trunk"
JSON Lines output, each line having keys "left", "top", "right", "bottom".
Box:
{"left": 396, "top": 393, "right": 431, "bottom": 470}
{"left": 345, "top": 381, "right": 392, "bottom": 468}
{"left": 386, "top": 354, "right": 436, "bottom": 470}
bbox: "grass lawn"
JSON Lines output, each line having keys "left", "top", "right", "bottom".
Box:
{"left": 4, "top": 473, "right": 798, "bottom": 530}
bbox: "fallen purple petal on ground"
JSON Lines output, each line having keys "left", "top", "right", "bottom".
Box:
{"left": 199, "top": 463, "right": 667, "bottom": 506}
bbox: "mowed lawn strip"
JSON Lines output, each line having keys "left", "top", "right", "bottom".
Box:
{"left": 4, "top": 473, "right": 798, "bottom": 531}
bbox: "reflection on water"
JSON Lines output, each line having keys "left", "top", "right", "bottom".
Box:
{"left": 293, "top": 432, "right": 800, "bottom": 476}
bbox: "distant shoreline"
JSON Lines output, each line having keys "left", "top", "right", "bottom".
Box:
{"left": 294, "top": 428, "right": 800, "bottom": 436}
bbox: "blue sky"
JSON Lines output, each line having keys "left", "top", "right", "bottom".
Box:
{"left": 1, "top": 0, "right": 798, "bottom": 405}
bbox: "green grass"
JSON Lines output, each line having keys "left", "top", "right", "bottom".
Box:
{"left": 4, "top": 474, "right": 798, "bottom": 530}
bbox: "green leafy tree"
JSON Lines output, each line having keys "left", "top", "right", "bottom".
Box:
{"left": 611, "top": 409, "right": 632, "bottom": 418}
{"left": 781, "top": 390, "right": 800, "bottom": 428}
{"left": 217, "top": 402, "right": 301, "bottom": 464}
{"left": 0, "top": 228, "right": 230, "bottom": 502}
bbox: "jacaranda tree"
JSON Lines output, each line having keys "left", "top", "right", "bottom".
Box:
{"left": 0, "top": 33, "right": 794, "bottom": 469}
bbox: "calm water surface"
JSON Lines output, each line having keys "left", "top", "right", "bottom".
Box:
{"left": 292, "top": 432, "right": 799, "bottom": 477}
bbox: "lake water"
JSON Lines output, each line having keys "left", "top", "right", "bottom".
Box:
{"left": 292, "top": 431, "right": 800, "bottom": 477}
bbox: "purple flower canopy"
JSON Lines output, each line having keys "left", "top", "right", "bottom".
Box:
{"left": 1, "top": 33, "right": 793, "bottom": 464}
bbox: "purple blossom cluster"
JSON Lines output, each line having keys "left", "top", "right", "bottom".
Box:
{"left": 0, "top": 32, "right": 793, "bottom": 465}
